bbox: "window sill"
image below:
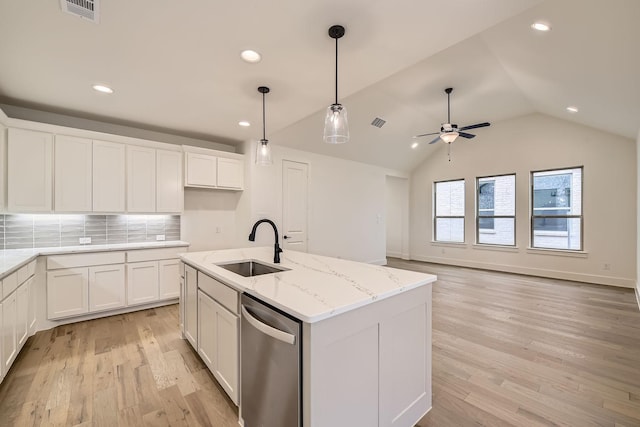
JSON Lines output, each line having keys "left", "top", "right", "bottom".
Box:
{"left": 526, "top": 247, "right": 588, "bottom": 258}
{"left": 472, "top": 244, "right": 519, "bottom": 253}
{"left": 533, "top": 231, "right": 569, "bottom": 237}
{"left": 430, "top": 241, "right": 467, "bottom": 248}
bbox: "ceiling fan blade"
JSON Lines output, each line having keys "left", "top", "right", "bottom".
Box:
{"left": 459, "top": 122, "right": 490, "bottom": 131}
{"left": 428, "top": 136, "right": 442, "bottom": 144}
{"left": 413, "top": 131, "right": 440, "bottom": 138}
{"left": 458, "top": 132, "right": 476, "bottom": 139}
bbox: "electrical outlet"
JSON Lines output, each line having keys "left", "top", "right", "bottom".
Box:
{"left": 603, "top": 263, "right": 611, "bottom": 271}
{"left": 216, "top": 227, "right": 221, "bottom": 234}
{"left": 156, "top": 234, "right": 166, "bottom": 241}
{"left": 79, "top": 237, "right": 91, "bottom": 244}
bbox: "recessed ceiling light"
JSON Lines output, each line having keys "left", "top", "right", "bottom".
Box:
{"left": 240, "top": 50, "right": 262, "bottom": 63}
{"left": 531, "top": 22, "right": 551, "bottom": 32}
{"left": 238, "top": 121, "right": 251, "bottom": 127}
{"left": 411, "top": 142, "right": 419, "bottom": 149}
{"left": 566, "top": 106, "right": 579, "bottom": 113}
{"left": 92, "top": 84, "right": 114, "bottom": 94}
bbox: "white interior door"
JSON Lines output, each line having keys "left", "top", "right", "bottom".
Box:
{"left": 282, "top": 160, "right": 309, "bottom": 252}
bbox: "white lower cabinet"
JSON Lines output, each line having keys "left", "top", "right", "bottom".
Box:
{"left": 198, "top": 289, "right": 239, "bottom": 405}
{"left": 159, "top": 259, "right": 180, "bottom": 299}
{"left": 127, "top": 261, "right": 160, "bottom": 306}
{"left": 1, "top": 291, "right": 17, "bottom": 374}
{"left": 16, "top": 282, "right": 29, "bottom": 347}
{"left": 89, "top": 264, "right": 126, "bottom": 312}
{"left": 184, "top": 264, "right": 198, "bottom": 348}
{"left": 47, "top": 268, "right": 89, "bottom": 319}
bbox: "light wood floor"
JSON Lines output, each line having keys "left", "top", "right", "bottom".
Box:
{"left": 1, "top": 261, "right": 639, "bottom": 426}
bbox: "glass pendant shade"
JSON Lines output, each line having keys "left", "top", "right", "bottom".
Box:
{"left": 323, "top": 103, "right": 349, "bottom": 144}
{"left": 256, "top": 139, "right": 273, "bottom": 165}
{"left": 440, "top": 132, "right": 459, "bottom": 144}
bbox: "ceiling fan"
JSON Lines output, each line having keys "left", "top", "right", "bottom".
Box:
{"left": 413, "top": 87, "right": 490, "bottom": 145}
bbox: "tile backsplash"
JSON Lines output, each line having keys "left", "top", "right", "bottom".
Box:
{"left": 0, "top": 214, "right": 181, "bottom": 250}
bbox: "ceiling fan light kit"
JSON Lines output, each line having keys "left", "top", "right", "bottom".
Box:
{"left": 256, "top": 86, "right": 273, "bottom": 165}
{"left": 323, "top": 25, "right": 350, "bottom": 144}
{"left": 413, "top": 87, "right": 491, "bottom": 160}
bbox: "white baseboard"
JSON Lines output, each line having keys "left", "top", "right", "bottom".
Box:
{"left": 635, "top": 284, "right": 640, "bottom": 311}
{"left": 386, "top": 251, "right": 402, "bottom": 258}
{"left": 369, "top": 258, "right": 388, "bottom": 266}
{"left": 410, "top": 255, "right": 635, "bottom": 288}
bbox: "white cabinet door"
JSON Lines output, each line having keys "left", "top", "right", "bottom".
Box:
{"left": 27, "top": 277, "right": 37, "bottom": 333}
{"left": 198, "top": 290, "right": 216, "bottom": 368}
{"left": 16, "top": 283, "right": 28, "bottom": 348}
{"left": 127, "top": 145, "right": 156, "bottom": 212}
{"left": 184, "top": 264, "right": 198, "bottom": 348}
{"left": 197, "top": 290, "right": 238, "bottom": 404}
{"left": 1, "top": 291, "right": 17, "bottom": 373}
{"left": 7, "top": 128, "right": 53, "bottom": 212}
{"left": 89, "top": 264, "right": 126, "bottom": 312}
{"left": 185, "top": 152, "right": 217, "bottom": 187}
{"left": 54, "top": 135, "right": 92, "bottom": 212}
{"left": 127, "top": 261, "right": 159, "bottom": 306}
{"left": 0, "top": 124, "right": 6, "bottom": 212}
{"left": 159, "top": 259, "right": 180, "bottom": 300}
{"left": 156, "top": 149, "right": 183, "bottom": 213}
{"left": 211, "top": 298, "right": 239, "bottom": 404}
{"left": 217, "top": 157, "right": 243, "bottom": 189}
{"left": 47, "top": 268, "right": 89, "bottom": 319}
{"left": 93, "top": 140, "right": 126, "bottom": 212}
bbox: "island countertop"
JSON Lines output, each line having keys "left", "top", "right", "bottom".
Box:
{"left": 180, "top": 247, "right": 437, "bottom": 323}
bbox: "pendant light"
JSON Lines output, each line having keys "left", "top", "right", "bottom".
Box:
{"left": 323, "top": 25, "right": 349, "bottom": 144}
{"left": 256, "top": 86, "right": 273, "bottom": 165}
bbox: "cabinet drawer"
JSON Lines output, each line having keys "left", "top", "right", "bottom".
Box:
{"left": 126, "top": 247, "right": 183, "bottom": 263}
{"left": 2, "top": 272, "right": 18, "bottom": 300}
{"left": 198, "top": 272, "right": 238, "bottom": 314}
{"left": 47, "top": 252, "right": 125, "bottom": 270}
{"left": 17, "top": 260, "right": 36, "bottom": 285}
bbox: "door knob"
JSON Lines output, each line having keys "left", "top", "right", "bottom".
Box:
{"left": 283, "top": 235, "right": 290, "bottom": 239}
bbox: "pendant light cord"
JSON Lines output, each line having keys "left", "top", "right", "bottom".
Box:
{"left": 335, "top": 36, "right": 339, "bottom": 105}
{"left": 447, "top": 91, "right": 451, "bottom": 123}
{"left": 262, "top": 91, "right": 266, "bottom": 140}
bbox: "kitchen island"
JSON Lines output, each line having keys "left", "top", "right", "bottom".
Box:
{"left": 180, "top": 247, "right": 436, "bottom": 427}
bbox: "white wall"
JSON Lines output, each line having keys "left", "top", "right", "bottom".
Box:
{"left": 180, "top": 188, "right": 242, "bottom": 252}
{"left": 385, "top": 176, "right": 410, "bottom": 259}
{"left": 239, "top": 141, "right": 405, "bottom": 265}
{"left": 411, "top": 113, "right": 637, "bottom": 288}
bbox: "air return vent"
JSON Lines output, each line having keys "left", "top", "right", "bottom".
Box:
{"left": 60, "top": 0, "right": 99, "bottom": 23}
{"left": 371, "top": 117, "right": 386, "bottom": 128}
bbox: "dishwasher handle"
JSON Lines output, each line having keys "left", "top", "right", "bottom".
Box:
{"left": 242, "top": 305, "right": 296, "bottom": 345}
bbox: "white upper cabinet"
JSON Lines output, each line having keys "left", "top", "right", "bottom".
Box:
{"left": 185, "top": 152, "right": 217, "bottom": 187}
{"left": 156, "top": 149, "right": 183, "bottom": 213}
{"left": 183, "top": 147, "right": 244, "bottom": 190}
{"left": 7, "top": 128, "right": 53, "bottom": 212}
{"left": 0, "top": 124, "right": 6, "bottom": 212}
{"left": 127, "top": 145, "right": 156, "bottom": 212}
{"left": 93, "top": 140, "right": 125, "bottom": 212}
{"left": 217, "top": 157, "right": 244, "bottom": 189}
{"left": 54, "top": 135, "right": 93, "bottom": 212}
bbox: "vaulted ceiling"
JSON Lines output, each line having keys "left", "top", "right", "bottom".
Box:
{"left": 1, "top": 0, "right": 638, "bottom": 172}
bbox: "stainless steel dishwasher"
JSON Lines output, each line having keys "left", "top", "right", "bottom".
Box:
{"left": 241, "top": 293, "right": 302, "bottom": 427}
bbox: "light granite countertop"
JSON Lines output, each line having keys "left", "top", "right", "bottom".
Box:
{"left": 0, "top": 240, "right": 190, "bottom": 279}
{"left": 180, "top": 247, "right": 436, "bottom": 323}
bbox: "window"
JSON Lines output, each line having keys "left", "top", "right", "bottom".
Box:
{"left": 531, "top": 167, "right": 583, "bottom": 250}
{"left": 434, "top": 179, "right": 465, "bottom": 243}
{"left": 476, "top": 174, "right": 515, "bottom": 246}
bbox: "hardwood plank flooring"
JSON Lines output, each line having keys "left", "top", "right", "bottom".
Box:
{"left": 1, "top": 260, "right": 639, "bottom": 426}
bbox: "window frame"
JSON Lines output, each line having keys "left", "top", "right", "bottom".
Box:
{"left": 433, "top": 178, "right": 465, "bottom": 243}
{"left": 475, "top": 173, "right": 516, "bottom": 246}
{"left": 530, "top": 166, "right": 584, "bottom": 251}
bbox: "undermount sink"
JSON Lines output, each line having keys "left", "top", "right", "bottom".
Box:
{"left": 217, "top": 260, "right": 288, "bottom": 277}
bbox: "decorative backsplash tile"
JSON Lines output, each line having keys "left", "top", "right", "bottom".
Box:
{"left": 0, "top": 214, "right": 181, "bottom": 250}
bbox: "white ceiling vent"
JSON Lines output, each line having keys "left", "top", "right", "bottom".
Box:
{"left": 371, "top": 117, "right": 386, "bottom": 128}
{"left": 60, "top": 0, "right": 99, "bottom": 23}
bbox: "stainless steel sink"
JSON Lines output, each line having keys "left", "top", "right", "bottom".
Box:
{"left": 217, "top": 260, "right": 287, "bottom": 277}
